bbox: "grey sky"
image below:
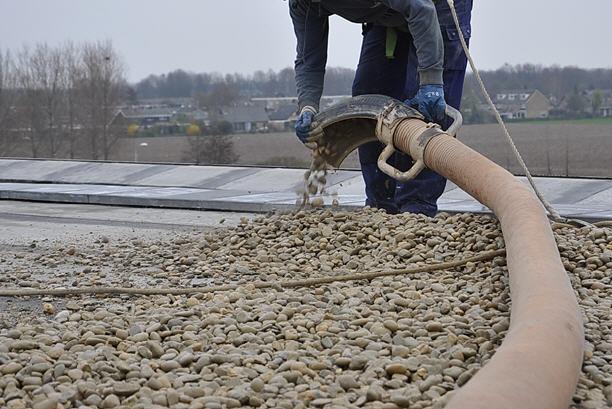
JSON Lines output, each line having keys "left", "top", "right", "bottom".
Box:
{"left": 1, "top": 1, "right": 611, "bottom": 82}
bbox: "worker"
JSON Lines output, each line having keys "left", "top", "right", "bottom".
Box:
{"left": 290, "top": 0, "right": 473, "bottom": 216}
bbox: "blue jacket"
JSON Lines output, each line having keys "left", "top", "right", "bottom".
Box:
{"left": 290, "top": 0, "right": 444, "bottom": 111}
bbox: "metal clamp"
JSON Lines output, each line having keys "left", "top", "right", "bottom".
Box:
{"left": 445, "top": 105, "right": 463, "bottom": 137}
{"left": 376, "top": 104, "right": 463, "bottom": 182}
{"left": 375, "top": 100, "right": 410, "bottom": 145}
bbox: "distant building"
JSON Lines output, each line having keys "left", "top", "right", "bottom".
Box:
{"left": 111, "top": 107, "right": 176, "bottom": 128}
{"left": 186, "top": 110, "right": 210, "bottom": 126}
{"left": 268, "top": 104, "right": 298, "bottom": 132}
{"left": 494, "top": 90, "right": 552, "bottom": 119}
{"left": 251, "top": 95, "right": 350, "bottom": 111}
{"left": 586, "top": 90, "right": 612, "bottom": 117}
{"left": 251, "top": 97, "right": 298, "bottom": 111}
{"left": 219, "top": 106, "right": 269, "bottom": 133}
{"left": 600, "top": 104, "right": 612, "bottom": 117}
{"left": 137, "top": 97, "right": 197, "bottom": 109}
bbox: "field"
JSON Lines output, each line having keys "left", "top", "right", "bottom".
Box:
{"left": 510, "top": 117, "right": 612, "bottom": 126}
{"left": 3, "top": 122, "right": 611, "bottom": 179}
{"left": 107, "top": 122, "right": 612, "bottom": 179}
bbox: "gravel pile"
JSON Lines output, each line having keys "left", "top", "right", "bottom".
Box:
{"left": 0, "top": 209, "right": 610, "bottom": 409}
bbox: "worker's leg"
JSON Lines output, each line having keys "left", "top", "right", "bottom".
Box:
{"left": 391, "top": 42, "right": 443, "bottom": 217}
{"left": 352, "top": 25, "right": 411, "bottom": 214}
{"left": 395, "top": 0, "right": 473, "bottom": 216}
{"left": 436, "top": 0, "right": 473, "bottom": 112}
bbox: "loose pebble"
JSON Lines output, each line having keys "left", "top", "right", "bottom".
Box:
{"left": 0, "top": 209, "right": 609, "bottom": 409}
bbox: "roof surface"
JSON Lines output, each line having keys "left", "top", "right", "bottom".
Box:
{"left": 269, "top": 104, "right": 297, "bottom": 121}
{"left": 1, "top": 159, "right": 610, "bottom": 221}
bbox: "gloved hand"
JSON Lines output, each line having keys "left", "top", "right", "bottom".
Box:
{"left": 406, "top": 85, "right": 446, "bottom": 123}
{"left": 295, "top": 106, "right": 317, "bottom": 144}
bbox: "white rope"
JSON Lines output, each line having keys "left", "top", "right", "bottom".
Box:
{"left": 446, "top": 0, "right": 564, "bottom": 222}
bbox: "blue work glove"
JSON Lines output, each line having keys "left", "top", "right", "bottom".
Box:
{"left": 295, "top": 106, "right": 317, "bottom": 144}
{"left": 406, "top": 85, "right": 446, "bottom": 123}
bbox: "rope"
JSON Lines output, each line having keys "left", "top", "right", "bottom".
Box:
{"left": 446, "top": 0, "right": 565, "bottom": 223}
{"left": 0, "top": 249, "right": 506, "bottom": 298}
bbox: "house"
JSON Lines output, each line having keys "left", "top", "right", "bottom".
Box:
{"left": 268, "top": 104, "right": 298, "bottom": 132}
{"left": 186, "top": 109, "right": 210, "bottom": 126}
{"left": 599, "top": 102, "right": 612, "bottom": 117}
{"left": 586, "top": 90, "right": 612, "bottom": 117}
{"left": 111, "top": 107, "right": 176, "bottom": 128}
{"left": 220, "top": 106, "right": 269, "bottom": 133}
{"left": 138, "top": 97, "right": 197, "bottom": 110}
{"left": 493, "top": 90, "right": 552, "bottom": 120}
{"left": 251, "top": 95, "right": 350, "bottom": 111}
{"left": 251, "top": 97, "right": 298, "bottom": 111}
{"left": 110, "top": 107, "right": 186, "bottom": 136}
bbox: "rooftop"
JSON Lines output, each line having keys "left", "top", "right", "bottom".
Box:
{"left": 1, "top": 159, "right": 610, "bottom": 221}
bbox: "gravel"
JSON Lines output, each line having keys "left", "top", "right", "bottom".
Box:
{"left": 0, "top": 208, "right": 610, "bottom": 409}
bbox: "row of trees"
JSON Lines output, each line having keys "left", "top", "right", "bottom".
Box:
{"left": 464, "top": 64, "right": 612, "bottom": 100}
{"left": 135, "top": 64, "right": 612, "bottom": 124}
{"left": 0, "top": 41, "right": 128, "bottom": 159}
{"left": 135, "top": 67, "right": 356, "bottom": 100}
{"left": 135, "top": 64, "right": 612, "bottom": 103}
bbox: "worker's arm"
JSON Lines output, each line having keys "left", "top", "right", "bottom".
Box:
{"left": 384, "top": 0, "right": 446, "bottom": 122}
{"left": 289, "top": 0, "right": 330, "bottom": 113}
{"left": 382, "top": 0, "right": 444, "bottom": 85}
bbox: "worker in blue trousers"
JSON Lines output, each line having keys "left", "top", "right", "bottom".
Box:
{"left": 290, "top": 0, "right": 473, "bottom": 216}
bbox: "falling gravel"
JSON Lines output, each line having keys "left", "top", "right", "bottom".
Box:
{"left": 0, "top": 209, "right": 610, "bottom": 409}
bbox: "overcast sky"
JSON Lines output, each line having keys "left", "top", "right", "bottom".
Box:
{"left": 2, "top": 1, "right": 611, "bottom": 82}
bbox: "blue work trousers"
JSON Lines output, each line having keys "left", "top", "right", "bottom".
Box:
{"left": 353, "top": 0, "right": 473, "bottom": 216}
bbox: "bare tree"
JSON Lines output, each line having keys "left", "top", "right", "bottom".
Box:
{"left": 30, "top": 44, "right": 66, "bottom": 157}
{"left": 187, "top": 120, "right": 239, "bottom": 165}
{"left": 6, "top": 41, "right": 128, "bottom": 160}
{"left": 0, "top": 50, "right": 18, "bottom": 156}
{"left": 12, "top": 45, "right": 68, "bottom": 158}
{"left": 81, "top": 40, "right": 126, "bottom": 159}
{"left": 14, "top": 46, "right": 45, "bottom": 157}
{"left": 61, "top": 42, "right": 84, "bottom": 159}
{"left": 196, "top": 82, "right": 239, "bottom": 111}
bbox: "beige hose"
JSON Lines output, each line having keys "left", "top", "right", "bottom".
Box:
{"left": 393, "top": 120, "right": 584, "bottom": 409}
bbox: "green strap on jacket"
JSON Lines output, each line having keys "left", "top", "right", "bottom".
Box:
{"left": 385, "top": 27, "right": 398, "bottom": 59}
